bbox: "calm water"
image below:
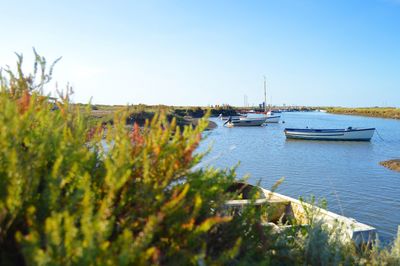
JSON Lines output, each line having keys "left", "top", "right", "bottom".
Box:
{"left": 199, "top": 112, "right": 400, "bottom": 242}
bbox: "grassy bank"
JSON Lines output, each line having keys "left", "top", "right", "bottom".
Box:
{"left": 85, "top": 104, "right": 237, "bottom": 129}
{"left": 327, "top": 107, "right": 400, "bottom": 119}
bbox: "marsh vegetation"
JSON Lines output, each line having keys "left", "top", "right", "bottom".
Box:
{"left": 327, "top": 107, "right": 400, "bottom": 120}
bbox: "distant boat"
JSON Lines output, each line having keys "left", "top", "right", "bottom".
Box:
{"left": 218, "top": 114, "right": 247, "bottom": 120}
{"left": 224, "top": 117, "right": 266, "bottom": 127}
{"left": 265, "top": 115, "right": 280, "bottom": 123}
{"left": 246, "top": 112, "right": 279, "bottom": 123}
{"left": 224, "top": 183, "right": 376, "bottom": 246}
{"left": 284, "top": 127, "right": 375, "bottom": 141}
{"left": 263, "top": 77, "right": 281, "bottom": 123}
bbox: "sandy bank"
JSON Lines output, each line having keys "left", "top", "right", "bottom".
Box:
{"left": 380, "top": 159, "right": 400, "bottom": 172}
{"left": 185, "top": 117, "right": 217, "bottom": 130}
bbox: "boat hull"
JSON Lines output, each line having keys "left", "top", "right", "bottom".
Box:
{"left": 224, "top": 114, "right": 280, "bottom": 126}
{"left": 227, "top": 118, "right": 266, "bottom": 127}
{"left": 220, "top": 115, "right": 247, "bottom": 120}
{"left": 259, "top": 187, "right": 376, "bottom": 245}
{"left": 265, "top": 115, "right": 280, "bottom": 123}
{"left": 224, "top": 183, "right": 376, "bottom": 245}
{"left": 284, "top": 128, "right": 375, "bottom": 141}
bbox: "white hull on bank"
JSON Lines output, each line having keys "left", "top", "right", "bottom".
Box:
{"left": 224, "top": 183, "right": 376, "bottom": 245}
{"left": 284, "top": 128, "right": 375, "bottom": 141}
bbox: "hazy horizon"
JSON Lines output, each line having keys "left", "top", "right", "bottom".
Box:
{"left": 1, "top": 0, "right": 399, "bottom": 107}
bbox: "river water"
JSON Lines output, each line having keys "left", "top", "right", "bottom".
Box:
{"left": 199, "top": 112, "right": 400, "bottom": 242}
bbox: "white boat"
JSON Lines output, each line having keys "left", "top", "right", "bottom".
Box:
{"left": 265, "top": 114, "right": 280, "bottom": 123}
{"left": 224, "top": 183, "right": 376, "bottom": 245}
{"left": 263, "top": 77, "right": 280, "bottom": 123}
{"left": 284, "top": 127, "right": 375, "bottom": 141}
{"left": 224, "top": 117, "right": 266, "bottom": 127}
{"left": 218, "top": 114, "right": 247, "bottom": 120}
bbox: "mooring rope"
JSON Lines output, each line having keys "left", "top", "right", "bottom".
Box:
{"left": 327, "top": 175, "right": 345, "bottom": 217}
{"left": 375, "top": 129, "right": 385, "bottom": 141}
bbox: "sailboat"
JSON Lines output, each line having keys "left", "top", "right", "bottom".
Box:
{"left": 223, "top": 77, "right": 280, "bottom": 127}
{"left": 263, "top": 76, "right": 281, "bottom": 123}
{"left": 224, "top": 116, "right": 267, "bottom": 127}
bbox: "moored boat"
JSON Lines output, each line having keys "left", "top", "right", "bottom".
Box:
{"left": 284, "top": 127, "right": 375, "bottom": 141}
{"left": 263, "top": 77, "right": 281, "bottom": 123}
{"left": 224, "top": 117, "right": 266, "bottom": 127}
{"left": 239, "top": 113, "right": 280, "bottom": 123}
{"left": 265, "top": 114, "right": 280, "bottom": 123}
{"left": 224, "top": 183, "right": 376, "bottom": 245}
{"left": 219, "top": 114, "right": 247, "bottom": 120}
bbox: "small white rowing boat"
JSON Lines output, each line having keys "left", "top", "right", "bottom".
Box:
{"left": 284, "top": 127, "right": 375, "bottom": 141}
{"left": 224, "top": 183, "right": 376, "bottom": 245}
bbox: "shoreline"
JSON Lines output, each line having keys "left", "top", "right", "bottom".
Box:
{"left": 189, "top": 117, "right": 218, "bottom": 130}
{"left": 90, "top": 109, "right": 218, "bottom": 130}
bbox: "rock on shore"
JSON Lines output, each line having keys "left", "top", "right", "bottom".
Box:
{"left": 380, "top": 159, "right": 400, "bottom": 172}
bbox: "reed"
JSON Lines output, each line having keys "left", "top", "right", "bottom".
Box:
{"left": 327, "top": 107, "right": 400, "bottom": 119}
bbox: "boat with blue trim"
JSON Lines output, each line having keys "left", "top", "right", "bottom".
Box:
{"left": 284, "top": 127, "right": 375, "bottom": 141}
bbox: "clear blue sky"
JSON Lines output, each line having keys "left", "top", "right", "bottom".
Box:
{"left": 1, "top": 0, "right": 399, "bottom": 107}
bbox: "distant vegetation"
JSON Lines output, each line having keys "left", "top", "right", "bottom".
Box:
{"left": 327, "top": 107, "right": 400, "bottom": 119}
{"left": 84, "top": 103, "right": 237, "bottom": 129}
{"left": 1, "top": 52, "right": 400, "bottom": 265}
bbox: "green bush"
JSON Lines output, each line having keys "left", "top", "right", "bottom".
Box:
{"left": 1, "top": 52, "right": 400, "bottom": 265}
{"left": 0, "top": 53, "right": 239, "bottom": 265}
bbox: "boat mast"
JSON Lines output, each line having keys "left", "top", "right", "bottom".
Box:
{"left": 263, "top": 76, "right": 267, "bottom": 113}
